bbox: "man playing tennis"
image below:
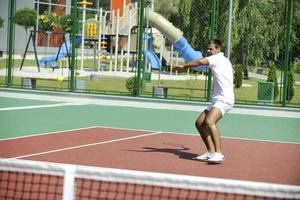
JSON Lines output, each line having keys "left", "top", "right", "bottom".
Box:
{"left": 174, "top": 39, "right": 234, "bottom": 163}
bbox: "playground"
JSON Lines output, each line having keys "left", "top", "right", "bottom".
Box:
{"left": 1, "top": 1, "right": 210, "bottom": 99}
{"left": 4, "top": 1, "right": 200, "bottom": 94}
{"left": 15, "top": 2, "right": 204, "bottom": 76}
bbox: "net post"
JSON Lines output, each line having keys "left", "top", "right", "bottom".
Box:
{"left": 62, "top": 165, "right": 76, "bottom": 200}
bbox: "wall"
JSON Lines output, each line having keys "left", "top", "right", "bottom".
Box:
{"left": 111, "top": 0, "right": 131, "bottom": 17}
{"left": 0, "top": 0, "right": 35, "bottom": 54}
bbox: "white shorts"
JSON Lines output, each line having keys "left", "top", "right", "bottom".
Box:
{"left": 205, "top": 101, "right": 233, "bottom": 116}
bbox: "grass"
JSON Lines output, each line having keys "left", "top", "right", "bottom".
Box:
{"left": 0, "top": 58, "right": 299, "bottom": 106}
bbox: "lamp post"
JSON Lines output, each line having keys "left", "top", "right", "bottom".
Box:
{"left": 227, "top": 0, "right": 233, "bottom": 59}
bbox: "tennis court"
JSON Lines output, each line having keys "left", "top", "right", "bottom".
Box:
{"left": 0, "top": 89, "right": 300, "bottom": 199}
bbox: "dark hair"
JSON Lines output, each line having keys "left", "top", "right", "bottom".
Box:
{"left": 208, "top": 39, "right": 222, "bottom": 49}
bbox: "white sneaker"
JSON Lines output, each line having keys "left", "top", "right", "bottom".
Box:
{"left": 207, "top": 152, "right": 225, "bottom": 163}
{"left": 194, "top": 151, "right": 213, "bottom": 161}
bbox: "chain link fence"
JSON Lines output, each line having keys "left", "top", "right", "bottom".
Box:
{"left": 140, "top": 0, "right": 211, "bottom": 100}
{"left": 147, "top": 0, "right": 299, "bottom": 107}
{"left": 226, "top": 0, "right": 299, "bottom": 106}
{"left": 1, "top": 0, "right": 298, "bottom": 107}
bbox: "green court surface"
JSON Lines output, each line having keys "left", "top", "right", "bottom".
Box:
{"left": 0, "top": 97, "right": 62, "bottom": 108}
{"left": 0, "top": 90, "right": 299, "bottom": 143}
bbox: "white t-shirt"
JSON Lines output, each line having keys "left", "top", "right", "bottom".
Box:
{"left": 206, "top": 52, "right": 234, "bottom": 104}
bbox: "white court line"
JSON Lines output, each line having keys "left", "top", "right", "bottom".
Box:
{"left": 0, "top": 126, "right": 100, "bottom": 141}
{"left": 221, "top": 136, "right": 300, "bottom": 145}
{"left": 0, "top": 102, "right": 83, "bottom": 111}
{"left": 7, "top": 131, "right": 162, "bottom": 160}
{"left": 95, "top": 125, "right": 299, "bottom": 144}
{"left": 0, "top": 125, "right": 153, "bottom": 141}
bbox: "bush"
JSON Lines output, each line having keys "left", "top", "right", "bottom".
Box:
{"left": 15, "top": 8, "right": 36, "bottom": 32}
{"left": 125, "top": 76, "right": 145, "bottom": 95}
{"left": 233, "top": 64, "right": 243, "bottom": 88}
{"left": 38, "top": 11, "right": 59, "bottom": 32}
{"left": 267, "top": 63, "right": 279, "bottom": 100}
{"left": 0, "top": 17, "right": 4, "bottom": 29}
{"left": 60, "top": 14, "right": 73, "bottom": 33}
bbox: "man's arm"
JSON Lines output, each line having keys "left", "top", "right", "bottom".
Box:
{"left": 173, "top": 58, "right": 209, "bottom": 73}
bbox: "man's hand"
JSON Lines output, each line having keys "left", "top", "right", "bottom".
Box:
{"left": 173, "top": 66, "right": 187, "bottom": 73}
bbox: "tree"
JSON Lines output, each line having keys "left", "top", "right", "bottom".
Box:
{"left": 15, "top": 8, "right": 36, "bottom": 37}
{"left": 286, "top": 62, "right": 296, "bottom": 103}
{"left": 292, "top": 0, "right": 300, "bottom": 61}
{"left": 267, "top": 63, "right": 279, "bottom": 100}
{"left": 154, "top": 0, "right": 179, "bottom": 20}
{"left": 293, "top": 58, "right": 300, "bottom": 74}
{"left": 0, "top": 17, "right": 4, "bottom": 29}
{"left": 231, "top": 0, "right": 284, "bottom": 78}
{"left": 188, "top": 0, "right": 210, "bottom": 51}
{"left": 233, "top": 64, "right": 243, "bottom": 88}
{"left": 173, "top": 0, "right": 191, "bottom": 37}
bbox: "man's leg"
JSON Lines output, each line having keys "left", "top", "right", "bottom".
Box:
{"left": 195, "top": 111, "right": 215, "bottom": 152}
{"left": 205, "top": 107, "right": 222, "bottom": 153}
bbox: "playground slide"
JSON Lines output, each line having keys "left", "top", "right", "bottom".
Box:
{"left": 146, "top": 49, "right": 161, "bottom": 69}
{"left": 147, "top": 11, "right": 206, "bottom": 71}
{"left": 144, "top": 33, "right": 161, "bottom": 69}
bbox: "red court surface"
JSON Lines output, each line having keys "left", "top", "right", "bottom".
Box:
{"left": 1, "top": 127, "right": 300, "bottom": 186}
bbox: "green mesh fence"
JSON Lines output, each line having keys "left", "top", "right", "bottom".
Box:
{"left": 1, "top": 0, "right": 299, "bottom": 107}
{"left": 219, "top": 0, "right": 299, "bottom": 106}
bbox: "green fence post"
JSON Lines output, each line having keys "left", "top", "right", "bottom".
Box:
{"left": 136, "top": 0, "right": 145, "bottom": 96}
{"left": 70, "top": 0, "right": 78, "bottom": 92}
{"left": 206, "top": 0, "right": 218, "bottom": 101}
{"left": 282, "top": 0, "right": 293, "bottom": 106}
{"left": 7, "top": 0, "right": 16, "bottom": 88}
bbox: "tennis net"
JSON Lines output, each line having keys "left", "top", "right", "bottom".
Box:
{"left": 0, "top": 158, "right": 299, "bottom": 200}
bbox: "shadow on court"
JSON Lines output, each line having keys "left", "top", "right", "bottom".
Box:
{"left": 126, "top": 146, "right": 199, "bottom": 161}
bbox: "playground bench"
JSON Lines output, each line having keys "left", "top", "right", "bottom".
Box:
{"left": 162, "top": 86, "right": 203, "bottom": 91}
{"left": 153, "top": 86, "right": 204, "bottom": 98}
{"left": 21, "top": 77, "right": 67, "bottom": 89}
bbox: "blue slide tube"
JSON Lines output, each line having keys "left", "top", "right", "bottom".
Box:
{"left": 173, "top": 36, "right": 206, "bottom": 71}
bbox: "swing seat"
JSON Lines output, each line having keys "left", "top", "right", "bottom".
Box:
{"left": 39, "top": 36, "right": 82, "bottom": 69}
{"left": 39, "top": 41, "right": 71, "bottom": 69}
